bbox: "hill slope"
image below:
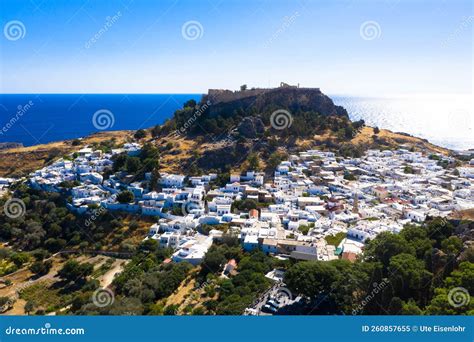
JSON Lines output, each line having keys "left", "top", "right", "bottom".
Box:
{"left": 0, "top": 131, "right": 133, "bottom": 177}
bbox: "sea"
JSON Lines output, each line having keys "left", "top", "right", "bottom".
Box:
{"left": 0, "top": 94, "right": 201, "bottom": 148}
{"left": 0, "top": 93, "right": 472, "bottom": 151}
{"left": 332, "top": 94, "right": 473, "bottom": 151}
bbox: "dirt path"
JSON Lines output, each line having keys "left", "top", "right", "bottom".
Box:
{"left": 100, "top": 260, "right": 128, "bottom": 288}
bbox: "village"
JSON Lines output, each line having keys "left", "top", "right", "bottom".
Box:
{"left": 22, "top": 141, "right": 474, "bottom": 269}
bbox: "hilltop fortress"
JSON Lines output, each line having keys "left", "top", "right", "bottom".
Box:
{"left": 202, "top": 83, "right": 346, "bottom": 119}
{"left": 206, "top": 82, "right": 321, "bottom": 104}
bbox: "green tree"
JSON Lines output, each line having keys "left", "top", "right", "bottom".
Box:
{"left": 202, "top": 247, "right": 226, "bottom": 274}
{"left": 117, "top": 191, "right": 135, "bottom": 204}
{"left": 285, "top": 261, "right": 338, "bottom": 298}
{"left": 233, "top": 199, "right": 258, "bottom": 212}
{"left": 298, "top": 225, "right": 310, "bottom": 235}
{"left": 10, "top": 252, "right": 30, "bottom": 268}
{"left": 134, "top": 129, "right": 147, "bottom": 140}
{"left": 399, "top": 225, "right": 433, "bottom": 259}
{"left": 183, "top": 99, "right": 197, "bottom": 108}
{"left": 150, "top": 168, "right": 161, "bottom": 191}
{"left": 151, "top": 125, "right": 162, "bottom": 138}
{"left": 266, "top": 152, "right": 287, "bottom": 172}
{"left": 0, "top": 296, "right": 10, "bottom": 307}
{"left": 125, "top": 157, "right": 141, "bottom": 173}
{"left": 29, "top": 260, "right": 53, "bottom": 276}
{"left": 388, "top": 253, "right": 432, "bottom": 302}
{"left": 401, "top": 300, "right": 423, "bottom": 315}
{"left": 247, "top": 153, "right": 260, "bottom": 171}
{"left": 163, "top": 304, "right": 179, "bottom": 315}
{"left": 441, "top": 236, "right": 463, "bottom": 255}
{"left": 425, "top": 218, "right": 454, "bottom": 247}
{"left": 364, "top": 232, "right": 415, "bottom": 268}
{"left": 58, "top": 260, "right": 93, "bottom": 283}
{"left": 24, "top": 301, "right": 35, "bottom": 315}
{"left": 388, "top": 297, "right": 403, "bottom": 314}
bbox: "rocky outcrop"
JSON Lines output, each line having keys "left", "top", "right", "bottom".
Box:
{"left": 237, "top": 117, "right": 265, "bottom": 139}
{"left": 196, "top": 143, "right": 251, "bottom": 170}
{"left": 203, "top": 86, "right": 348, "bottom": 118}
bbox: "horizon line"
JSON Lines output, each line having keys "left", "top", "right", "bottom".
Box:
{"left": 0, "top": 91, "right": 471, "bottom": 97}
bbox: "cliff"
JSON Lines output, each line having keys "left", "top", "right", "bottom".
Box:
{"left": 203, "top": 86, "right": 348, "bottom": 118}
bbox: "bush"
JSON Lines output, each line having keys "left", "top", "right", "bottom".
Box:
{"left": 58, "top": 260, "right": 93, "bottom": 283}
{"left": 29, "top": 260, "right": 53, "bottom": 276}
{"left": 117, "top": 191, "right": 135, "bottom": 204}
{"left": 134, "top": 129, "right": 147, "bottom": 140}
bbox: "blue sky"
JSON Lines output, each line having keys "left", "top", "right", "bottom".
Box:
{"left": 0, "top": 0, "right": 472, "bottom": 95}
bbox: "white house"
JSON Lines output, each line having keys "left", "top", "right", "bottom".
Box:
{"left": 160, "top": 173, "right": 186, "bottom": 188}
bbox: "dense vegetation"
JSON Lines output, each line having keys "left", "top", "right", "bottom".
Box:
{"left": 111, "top": 143, "right": 161, "bottom": 183}
{"left": 196, "top": 238, "right": 281, "bottom": 315}
{"left": 0, "top": 185, "right": 151, "bottom": 258}
{"left": 284, "top": 218, "right": 474, "bottom": 315}
{"left": 73, "top": 241, "right": 189, "bottom": 315}
{"left": 69, "top": 236, "right": 285, "bottom": 315}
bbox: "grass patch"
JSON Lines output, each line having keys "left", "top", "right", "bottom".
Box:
{"left": 19, "top": 281, "right": 69, "bottom": 312}
{"left": 363, "top": 217, "right": 380, "bottom": 221}
{"left": 91, "top": 258, "right": 115, "bottom": 279}
{"left": 0, "top": 259, "right": 17, "bottom": 276}
{"left": 325, "top": 232, "right": 346, "bottom": 246}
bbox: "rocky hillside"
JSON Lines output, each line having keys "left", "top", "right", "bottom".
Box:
{"left": 203, "top": 86, "right": 349, "bottom": 118}
{"left": 149, "top": 86, "right": 450, "bottom": 174}
{"left": 150, "top": 126, "right": 451, "bottom": 176}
